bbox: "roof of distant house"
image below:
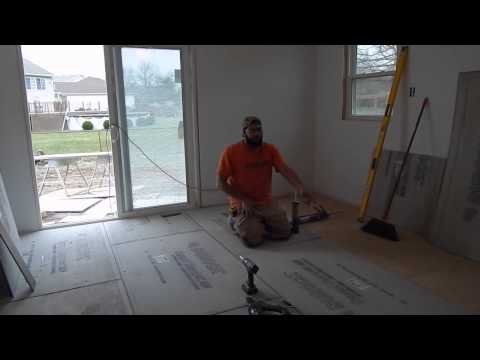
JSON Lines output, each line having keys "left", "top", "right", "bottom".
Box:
{"left": 23, "top": 58, "right": 53, "bottom": 77}
{"left": 53, "top": 74, "right": 85, "bottom": 83}
{"left": 55, "top": 76, "right": 107, "bottom": 94}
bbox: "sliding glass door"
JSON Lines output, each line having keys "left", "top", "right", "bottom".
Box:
{"left": 105, "top": 45, "right": 198, "bottom": 215}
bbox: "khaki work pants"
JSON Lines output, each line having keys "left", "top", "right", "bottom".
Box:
{"left": 229, "top": 203, "right": 291, "bottom": 247}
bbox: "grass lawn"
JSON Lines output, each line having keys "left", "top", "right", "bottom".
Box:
{"left": 32, "top": 131, "right": 112, "bottom": 154}
{"left": 31, "top": 117, "right": 181, "bottom": 155}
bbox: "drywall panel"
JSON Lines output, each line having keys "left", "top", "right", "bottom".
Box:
{"left": 12, "top": 222, "right": 119, "bottom": 300}
{"left": 0, "top": 262, "right": 11, "bottom": 299}
{"left": 0, "top": 280, "right": 132, "bottom": 315}
{"left": 0, "top": 237, "right": 17, "bottom": 298}
{"left": 366, "top": 150, "right": 446, "bottom": 238}
{"left": 113, "top": 230, "right": 278, "bottom": 314}
{"left": 244, "top": 239, "right": 465, "bottom": 315}
{"left": 185, "top": 205, "right": 322, "bottom": 255}
{"left": 313, "top": 45, "right": 480, "bottom": 207}
{"left": 104, "top": 213, "right": 200, "bottom": 245}
{"left": 431, "top": 72, "right": 480, "bottom": 261}
{"left": 0, "top": 172, "right": 36, "bottom": 293}
{"left": 195, "top": 45, "right": 315, "bottom": 206}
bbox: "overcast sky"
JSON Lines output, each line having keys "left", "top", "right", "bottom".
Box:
{"left": 20, "top": 45, "right": 181, "bottom": 80}
{"left": 21, "top": 45, "right": 107, "bottom": 79}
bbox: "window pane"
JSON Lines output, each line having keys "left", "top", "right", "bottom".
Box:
{"left": 121, "top": 47, "right": 187, "bottom": 209}
{"left": 356, "top": 45, "right": 397, "bottom": 75}
{"left": 352, "top": 76, "right": 393, "bottom": 116}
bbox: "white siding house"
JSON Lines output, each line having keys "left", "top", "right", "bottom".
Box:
{"left": 54, "top": 77, "right": 109, "bottom": 112}
{"left": 22, "top": 59, "right": 56, "bottom": 112}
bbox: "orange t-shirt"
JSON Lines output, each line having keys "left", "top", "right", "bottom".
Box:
{"left": 217, "top": 141, "right": 286, "bottom": 209}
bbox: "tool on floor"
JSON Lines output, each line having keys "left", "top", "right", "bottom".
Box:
{"left": 246, "top": 297, "right": 292, "bottom": 315}
{"left": 361, "top": 97, "right": 429, "bottom": 241}
{"left": 291, "top": 196, "right": 300, "bottom": 234}
{"left": 291, "top": 191, "right": 330, "bottom": 234}
{"left": 358, "top": 46, "right": 409, "bottom": 223}
{"left": 240, "top": 255, "right": 259, "bottom": 295}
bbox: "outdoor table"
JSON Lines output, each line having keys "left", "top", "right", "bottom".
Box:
{"left": 34, "top": 152, "right": 112, "bottom": 196}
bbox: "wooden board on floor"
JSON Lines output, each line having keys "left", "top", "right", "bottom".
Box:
{"left": 0, "top": 280, "right": 132, "bottom": 315}
{"left": 112, "top": 230, "right": 278, "bottom": 315}
{"left": 40, "top": 198, "right": 101, "bottom": 213}
{"left": 59, "top": 198, "right": 116, "bottom": 223}
{"left": 12, "top": 223, "right": 119, "bottom": 300}
{"left": 104, "top": 213, "right": 201, "bottom": 245}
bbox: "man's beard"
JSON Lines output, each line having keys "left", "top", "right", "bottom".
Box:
{"left": 245, "top": 134, "right": 263, "bottom": 147}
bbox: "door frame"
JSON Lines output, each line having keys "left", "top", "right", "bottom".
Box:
{"left": 16, "top": 45, "right": 43, "bottom": 231}
{"left": 104, "top": 45, "right": 201, "bottom": 218}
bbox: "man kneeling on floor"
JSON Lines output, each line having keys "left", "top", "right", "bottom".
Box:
{"left": 217, "top": 116, "right": 312, "bottom": 248}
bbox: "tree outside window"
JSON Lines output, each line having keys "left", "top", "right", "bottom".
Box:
{"left": 344, "top": 45, "right": 398, "bottom": 119}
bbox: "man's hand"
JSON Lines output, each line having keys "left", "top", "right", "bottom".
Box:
{"left": 301, "top": 191, "right": 315, "bottom": 206}
{"left": 241, "top": 199, "right": 256, "bottom": 216}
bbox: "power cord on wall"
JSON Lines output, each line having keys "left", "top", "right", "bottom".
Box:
{"left": 110, "top": 123, "right": 220, "bottom": 192}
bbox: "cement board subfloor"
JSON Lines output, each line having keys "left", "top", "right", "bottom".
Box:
{"left": 1, "top": 193, "right": 479, "bottom": 314}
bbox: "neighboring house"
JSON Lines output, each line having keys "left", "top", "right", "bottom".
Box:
{"left": 55, "top": 76, "right": 109, "bottom": 112}
{"left": 22, "top": 58, "right": 57, "bottom": 113}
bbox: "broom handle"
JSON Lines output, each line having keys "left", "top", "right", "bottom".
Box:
{"left": 382, "top": 97, "right": 429, "bottom": 220}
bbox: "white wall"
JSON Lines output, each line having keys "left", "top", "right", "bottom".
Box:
{"left": 313, "top": 45, "right": 480, "bottom": 206}
{"left": 0, "top": 45, "right": 40, "bottom": 233}
{"left": 194, "top": 45, "right": 316, "bottom": 206}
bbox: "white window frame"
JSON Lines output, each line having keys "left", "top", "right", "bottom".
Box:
{"left": 104, "top": 45, "right": 201, "bottom": 218}
{"left": 343, "top": 45, "right": 400, "bottom": 121}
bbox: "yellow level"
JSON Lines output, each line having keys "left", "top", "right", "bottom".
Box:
{"left": 358, "top": 46, "right": 409, "bottom": 223}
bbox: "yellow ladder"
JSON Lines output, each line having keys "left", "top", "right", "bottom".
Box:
{"left": 358, "top": 46, "right": 409, "bottom": 222}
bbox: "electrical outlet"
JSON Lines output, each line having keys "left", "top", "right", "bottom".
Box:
{"left": 409, "top": 87, "right": 416, "bottom": 97}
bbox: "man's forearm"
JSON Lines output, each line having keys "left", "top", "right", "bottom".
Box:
{"left": 282, "top": 167, "right": 304, "bottom": 194}
{"left": 218, "top": 179, "right": 255, "bottom": 204}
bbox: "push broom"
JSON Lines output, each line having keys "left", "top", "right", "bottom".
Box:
{"left": 361, "top": 97, "right": 429, "bottom": 241}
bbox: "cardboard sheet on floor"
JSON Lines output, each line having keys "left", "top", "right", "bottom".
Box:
{"left": 12, "top": 223, "right": 119, "bottom": 300}
{"left": 113, "top": 230, "right": 278, "bottom": 314}
{"left": 186, "top": 206, "right": 322, "bottom": 255}
{"left": 242, "top": 239, "right": 466, "bottom": 315}
{"left": 105, "top": 213, "right": 201, "bottom": 245}
{"left": 0, "top": 280, "right": 131, "bottom": 315}
{"left": 40, "top": 198, "right": 101, "bottom": 213}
